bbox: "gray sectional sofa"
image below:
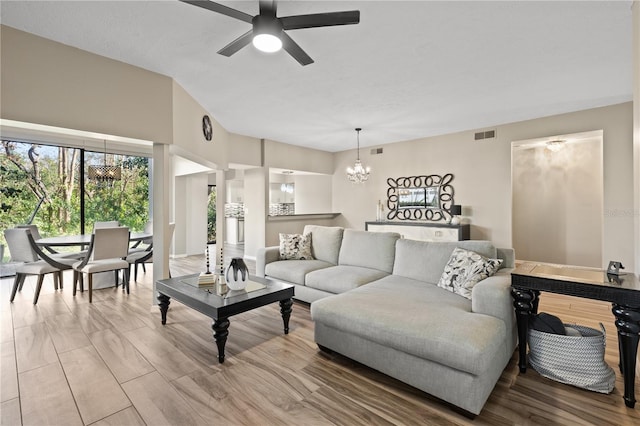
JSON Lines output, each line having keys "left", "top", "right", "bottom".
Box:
{"left": 256, "top": 225, "right": 516, "bottom": 415}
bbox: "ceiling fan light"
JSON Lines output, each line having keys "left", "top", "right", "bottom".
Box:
{"left": 253, "top": 33, "right": 282, "bottom": 52}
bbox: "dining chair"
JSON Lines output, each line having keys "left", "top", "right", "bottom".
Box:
{"left": 128, "top": 220, "right": 153, "bottom": 254}
{"left": 93, "top": 220, "right": 120, "bottom": 229}
{"left": 72, "top": 227, "right": 130, "bottom": 303}
{"left": 16, "top": 224, "right": 57, "bottom": 254}
{"left": 16, "top": 224, "right": 86, "bottom": 260}
{"left": 125, "top": 222, "right": 174, "bottom": 283}
{"left": 5, "top": 228, "right": 76, "bottom": 304}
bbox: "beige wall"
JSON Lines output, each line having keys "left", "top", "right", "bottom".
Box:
{"left": 264, "top": 139, "right": 333, "bottom": 174}
{"left": 171, "top": 81, "right": 229, "bottom": 168}
{"left": 1, "top": 26, "right": 173, "bottom": 144}
{"left": 512, "top": 136, "right": 603, "bottom": 267}
{"left": 294, "top": 175, "right": 333, "bottom": 214}
{"left": 333, "top": 102, "right": 634, "bottom": 270}
{"left": 228, "top": 134, "right": 262, "bottom": 167}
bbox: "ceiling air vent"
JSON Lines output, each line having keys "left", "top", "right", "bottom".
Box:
{"left": 370, "top": 148, "right": 383, "bottom": 155}
{"left": 474, "top": 130, "right": 496, "bottom": 140}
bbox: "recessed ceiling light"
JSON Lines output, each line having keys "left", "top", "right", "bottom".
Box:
{"left": 546, "top": 139, "right": 566, "bottom": 152}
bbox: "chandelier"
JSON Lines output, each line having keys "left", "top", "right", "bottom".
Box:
{"left": 346, "top": 128, "right": 370, "bottom": 183}
{"left": 88, "top": 140, "right": 122, "bottom": 187}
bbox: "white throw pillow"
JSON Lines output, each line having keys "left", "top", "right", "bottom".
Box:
{"left": 437, "top": 247, "right": 503, "bottom": 299}
{"left": 279, "top": 233, "right": 314, "bottom": 260}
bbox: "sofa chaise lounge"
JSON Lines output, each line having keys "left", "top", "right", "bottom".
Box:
{"left": 256, "top": 225, "right": 516, "bottom": 415}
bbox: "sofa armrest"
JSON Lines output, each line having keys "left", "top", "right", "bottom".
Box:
{"left": 256, "top": 246, "right": 280, "bottom": 277}
{"left": 471, "top": 269, "right": 517, "bottom": 354}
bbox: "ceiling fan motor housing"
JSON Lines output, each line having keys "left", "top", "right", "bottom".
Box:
{"left": 253, "top": 14, "right": 283, "bottom": 38}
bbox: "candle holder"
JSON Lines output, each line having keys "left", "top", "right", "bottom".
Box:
{"left": 198, "top": 244, "right": 215, "bottom": 286}
{"left": 215, "top": 245, "right": 228, "bottom": 295}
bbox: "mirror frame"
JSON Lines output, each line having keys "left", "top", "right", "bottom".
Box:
{"left": 386, "top": 174, "right": 454, "bottom": 221}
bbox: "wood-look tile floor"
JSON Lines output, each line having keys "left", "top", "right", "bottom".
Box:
{"left": 2, "top": 245, "right": 640, "bottom": 425}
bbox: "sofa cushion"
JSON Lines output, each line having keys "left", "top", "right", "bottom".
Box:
{"left": 338, "top": 229, "right": 400, "bottom": 273}
{"left": 279, "top": 233, "right": 314, "bottom": 260}
{"left": 393, "top": 239, "right": 498, "bottom": 284}
{"left": 437, "top": 247, "right": 503, "bottom": 300}
{"left": 310, "top": 275, "right": 507, "bottom": 376}
{"left": 265, "top": 259, "right": 333, "bottom": 285}
{"left": 306, "top": 265, "right": 389, "bottom": 294}
{"left": 303, "top": 225, "right": 344, "bottom": 265}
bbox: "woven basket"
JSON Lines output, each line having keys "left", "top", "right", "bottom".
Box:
{"left": 528, "top": 323, "right": 615, "bottom": 393}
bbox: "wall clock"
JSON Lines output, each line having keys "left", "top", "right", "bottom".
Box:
{"left": 202, "top": 115, "right": 213, "bottom": 141}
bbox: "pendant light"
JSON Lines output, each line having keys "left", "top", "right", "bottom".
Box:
{"left": 88, "top": 140, "right": 122, "bottom": 188}
{"left": 346, "top": 128, "right": 370, "bottom": 183}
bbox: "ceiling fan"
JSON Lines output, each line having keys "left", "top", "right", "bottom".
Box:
{"left": 180, "top": 0, "right": 360, "bottom": 66}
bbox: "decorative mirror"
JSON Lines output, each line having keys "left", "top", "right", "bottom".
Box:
{"left": 387, "top": 174, "right": 454, "bottom": 221}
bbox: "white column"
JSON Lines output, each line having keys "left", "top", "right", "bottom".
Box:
{"left": 152, "top": 143, "right": 171, "bottom": 305}
{"left": 243, "top": 167, "right": 268, "bottom": 260}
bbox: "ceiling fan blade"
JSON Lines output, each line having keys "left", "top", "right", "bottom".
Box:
{"left": 281, "top": 32, "right": 313, "bottom": 66}
{"left": 180, "top": 0, "right": 253, "bottom": 24}
{"left": 259, "top": 0, "right": 277, "bottom": 17}
{"left": 280, "top": 10, "right": 360, "bottom": 30}
{"left": 217, "top": 29, "right": 254, "bottom": 57}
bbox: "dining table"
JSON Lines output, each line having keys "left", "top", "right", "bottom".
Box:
{"left": 35, "top": 232, "right": 152, "bottom": 247}
{"left": 35, "top": 231, "right": 152, "bottom": 290}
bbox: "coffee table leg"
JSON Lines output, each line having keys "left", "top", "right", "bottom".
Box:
{"left": 612, "top": 304, "right": 640, "bottom": 408}
{"left": 511, "top": 287, "right": 536, "bottom": 373}
{"left": 280, "top": 298, "right": 293, "bottom": 334}
{"left": 212, "top": 318, "right": 230, "bottom": 363}
{"left": 158, "top": 293, "right": 170, "bottom": 325}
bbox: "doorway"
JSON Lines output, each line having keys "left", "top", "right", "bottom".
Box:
{"left": 511, "top": 130, "right": 604, "bottom": 267}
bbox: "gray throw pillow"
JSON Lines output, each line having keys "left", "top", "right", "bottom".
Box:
{"left": 437, "top": 247, "right": 503, "bottom": 299}
{"left": 279, "top": 233, "right": 314, "bottom": 260}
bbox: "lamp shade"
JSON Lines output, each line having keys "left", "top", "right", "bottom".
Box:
{"left": 450, "top": 205, "right": 462, "bottom": 216}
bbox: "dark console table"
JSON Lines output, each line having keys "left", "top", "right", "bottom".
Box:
{"left": 511, "top": 263, "right": 640, "bottom": 408}
{"left": 365, "top": 221, "right": 469, "bottom": 242}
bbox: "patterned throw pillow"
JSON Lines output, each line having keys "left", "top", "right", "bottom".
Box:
{"left": 437, "top": 247, "right": 503, "bottom": 300}
{"left": 279, "top": 233, "right": 314, "bottom": 260}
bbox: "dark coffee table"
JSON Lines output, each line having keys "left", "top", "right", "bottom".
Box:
{"left": 511, "top": 262, "right": 640, "bottom": 408}
{"left": 155, "top": 274, "right": 294, "bottom": 363}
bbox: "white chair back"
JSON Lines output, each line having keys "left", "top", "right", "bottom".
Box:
{"left": 93, "top": 221, "right": 120, "bottom": 230}
{"left": 92, "top": 227, "right": 130, "bottom": 260}
{"left": 16, "top": 224, "right": 43, "bottom": 240}
{"left": 4, "top": 228, "right": 39, "bottom": 263}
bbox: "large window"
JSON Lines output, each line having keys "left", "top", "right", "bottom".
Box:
{"left": 1, "top": 140, "right": 150, "bottom": 261}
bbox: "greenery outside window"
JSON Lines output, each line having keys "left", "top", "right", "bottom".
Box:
{"left": 1, "top": 140, "right": 150, "bottom": 262}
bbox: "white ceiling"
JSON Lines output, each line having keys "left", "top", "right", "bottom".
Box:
{"left": 0, "top": 1, "right": 633, "bottom": 152}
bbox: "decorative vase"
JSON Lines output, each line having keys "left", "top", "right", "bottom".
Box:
{"left": 226, "top": 257, "right": 249, "bottom": 290}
